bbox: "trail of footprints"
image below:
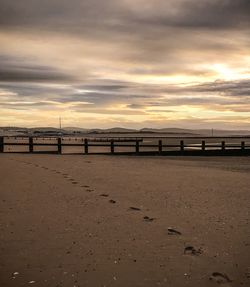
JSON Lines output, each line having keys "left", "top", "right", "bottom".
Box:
{"left": 11, "top": 158, "right": 234, "bottom": 285}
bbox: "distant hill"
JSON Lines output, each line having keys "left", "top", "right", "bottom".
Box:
{"left": 196, "top": 129, "right": 250, "bottom": 136}
{"left": 63, "top": 127, "right": 89, "bottom": 132}
{"left": 0, "top": 126, "right": 250, "bottom": 137}
{"left": 140, "top": 128, "right": 250, "bottom": 136}
{"left": 30, "top": 127, "right": 63, "bottom": 132}
{"left": 140, "top": 128, "right": 199, "bottom": 135}
{"left": 91, "top": 127, "right": 137, "bottom": 133}
{"left": 63, "top": 127, "right": 137, "bottom": 133}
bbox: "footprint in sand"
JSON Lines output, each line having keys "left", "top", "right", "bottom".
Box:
{"left": 41, "top": 166, "right": 48, "bottom": 170}
{"left": 129, "top": 207, "right": 141, "bottom": 211}
{"left": 209, "top": 272, "right": 232, "bottom": 285}
{"left": 143, "top": 216, "right": 155, "bottom": 222}
{"left": 86, "top": 189, "right": 94, "bottom": 192}
{"left": 67, "top": 178, "right": 78, "bottom": 184}
{"left": 184, "top": 246, "right": 202, "bottom": 256}
{"left": 167, "top": 228, "right": 182, "bottom": 235}
{"left": 245, "top": 268, "right": 250, "bottom": 278}
{"left": 100, "top": 194, "right": 109, "bottom": 197}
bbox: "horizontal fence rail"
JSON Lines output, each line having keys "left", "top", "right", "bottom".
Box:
{"left": 0, "top": 136, "right": 250, "bottom": 156}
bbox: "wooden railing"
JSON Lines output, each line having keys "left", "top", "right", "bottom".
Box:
{"left": 0, "top": 136, "right": 250, "bottom": 156}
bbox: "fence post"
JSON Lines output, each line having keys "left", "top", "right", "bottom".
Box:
{"left": 84, "top": 138, "right": 88, "bottom": 154}
{"left": 58, "top": 137, "right": 62, "bottom": 154}
{"left": 159, "top": 140, "right": 162, "bottom": 154}
{"left": 221, "top": 141, "right": 225, "bottom": 152}
{"left": 202, "top": 140, "right": 206, "bottom": 151}
{"left": 241, "top": 141, "right": 245, "bottom": 151}
{"left": 111, "top": 139, "right": 114, "bottom": 154}
{"left": 29, "top": 137, "right": 33, "bottom": 153}
{"left": 0, "top": 137, "right": 3, "bottom": 153}
{"left": 136, "top": 140, "right": 139, "bottom": 153}
{"left": 180, "top": 140, "right": 184, "bottom": 152}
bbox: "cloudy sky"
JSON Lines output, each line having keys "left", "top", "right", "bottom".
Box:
{"left": 0, "top": 0, "right": 250, "bottom": 129}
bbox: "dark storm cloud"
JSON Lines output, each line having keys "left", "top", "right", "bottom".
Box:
{"left": 1, "top": 79, "right": 249, "bottom": 113}
{"left": 0, "top": 0, "right": 249, "bottom": 127}
{"left": 1, "top": 0, "right": 249, "bottom": 86}
{"left": 1, "top": 0, "right": 250, "bottom": 31}
{"left": 0, "top": 68, "right": 71, "bottom": 83}
{"left": 51, "top": 90, "right": 150, "bottom": 106}
{"left": 134, "top": 0, "right": 250, "bottom": 29}
{"left": 0, "top": 56, "right": 72, "bottom": 83}
{"left": 170, "top": 80, "right": 250, "bottom": 99}
{"left": 193, "top": 80, "right": 250, "bottom": 97}
{"left": 0, "top": 0, "right": 122, "bottom": 30}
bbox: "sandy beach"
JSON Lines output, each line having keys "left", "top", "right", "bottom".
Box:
{"left": 0, "top": 154, "right": 249, "bottom": 287}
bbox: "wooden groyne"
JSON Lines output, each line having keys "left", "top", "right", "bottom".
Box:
{"left": 0, "top": 136, "right": 250, "bottom": 156}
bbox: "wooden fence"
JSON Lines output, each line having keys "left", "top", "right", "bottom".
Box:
{"left": 0, "top": 136, "right": 250, "bottom": 156}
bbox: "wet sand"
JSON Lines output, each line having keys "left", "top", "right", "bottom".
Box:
{"left": 0, "top": 154, "right": 249, "bottom": 287}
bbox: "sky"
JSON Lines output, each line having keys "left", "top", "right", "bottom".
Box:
{"left": 0, "top": 0, "right": 250, "bottom": 129}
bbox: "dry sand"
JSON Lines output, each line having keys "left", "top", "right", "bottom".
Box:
{"left": 0, "top": 154, "right": 249, "bottom": 287}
